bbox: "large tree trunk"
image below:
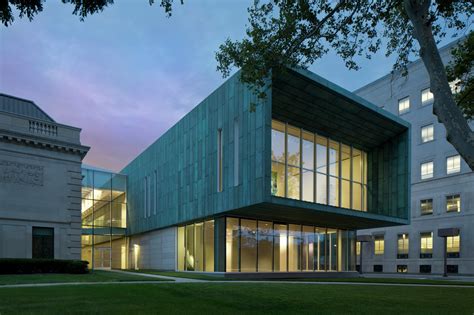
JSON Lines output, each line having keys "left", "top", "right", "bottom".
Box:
{"left": 404, "top": 0, "right": 474, "bottom": 171}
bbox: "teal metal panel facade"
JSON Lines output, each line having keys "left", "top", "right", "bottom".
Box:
{"left": 122, "top": 68, "right": 410, "bottom": 235}
{"left": 122, "top": 72, "right": 271, "bottom": 235}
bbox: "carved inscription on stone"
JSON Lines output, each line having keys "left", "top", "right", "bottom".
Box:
{"left": 0, "top": 160, "right": 44, "bottom": 186}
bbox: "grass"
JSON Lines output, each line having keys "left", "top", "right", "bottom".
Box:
{"left": 0, "top": 283, "right": 473, "bottom": 314}
{"left": 0, "top": 270, "right": 170, "bottom": 285}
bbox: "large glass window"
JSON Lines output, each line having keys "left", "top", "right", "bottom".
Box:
{"left": 240, "top": 219, "right": 257, "bottom": 272}
{"left": 397, "top": 234, "right": 409, "bottom": 259}
{"left": 302, "top": 226, "right": 314, "bottom": 271}
{"left": 274, "top": 224, "right": 288, "bottom": 272}
{"left": 327, "top": 229, "right": 338, "bottom": 271}
{"left": 288, "top": 224, "right": 302, "bottom": 272}
{"left": 204, "top": 220, "right": 215, "bottom": 272}
{"left": 186, "top": 225, "right": 195, "bottom": 271}
{"left": 420, "top": 232, "right": 433, "bottom": 258}
{"left": 446, "top": 194, "right": 461, "bottom": 213}
{"left": 257, "top": 221, "right": 273, "bottom": 272}
{"left": 226, "top": 218, "right": 239, "bottom": 272}
{"left": 315, "top": 228, "right": 326, "bottom": 271}
{"left": 177, "top": 226, "right": 185, "bottom": 271}
{"left": 271, "top": 119, "right": 367, "bottom": 211}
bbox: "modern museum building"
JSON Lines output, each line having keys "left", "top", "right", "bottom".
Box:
{"left": 0, "top": 67, "right": 410, "bottom": 274}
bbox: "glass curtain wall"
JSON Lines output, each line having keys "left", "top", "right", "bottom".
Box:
{"left": 271, "top": 119, "right": 368, "bottom": 211}
{"left": 81, "top": 167, "right": 127, "bottom": 269}
{"left": 225, "top": 217, "right": 355, "bottom": 272}
{"left": 177, "top": 220, "right": 215, "bottom": 272}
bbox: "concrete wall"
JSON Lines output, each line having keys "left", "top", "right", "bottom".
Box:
{"left": 0, "top": 110, "right": 88, "bottom": 260}
{"left": 355, "top": 40, "right": 474, "bottom": 275}
{"left": 129, "top": 227, "right": 177, "bottom": 270}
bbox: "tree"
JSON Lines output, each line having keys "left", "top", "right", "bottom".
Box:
{"left": 446, "top": 31, "right": 474, "bottom": 120}
{"left": 0, "top": 0, "right": 180, "bottom": 26}
{"left": 216, "top": 0, "right": 474, "bottom": 170}
{"left": 2, "top": 0, "right": 473, "bottom": 170}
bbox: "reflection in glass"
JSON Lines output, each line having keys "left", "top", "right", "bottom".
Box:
{"left": 329, "top": 140, "right": 339, "bottom": 176}
{"left": 240, "top": 219, "right": 257, "bottom": 272}
{"left": 271, "top": 120, "right": 285, "bottom": 162}
{"left": 274, "top": 224, "right": 288, "bottom": 272}
{"left": 271, "top": 162, "right": 285, "bottom": 197}
{"left": 341, "top": 144, "right": 351, "bottom": 180}
{"left": 194, "top": 222, "right": 204, "bottom": 271}
{"left": 287, "top": 166, "right": 300, "bottom": 200}
{"left": 327, "top": 229, "right": 338, "bottom": 271}
{"left": 258, "top": 221, "right": 273, "bottom": 272}
{"left": 316, "top": 136, "right": 327, "bottom": 174}
{"left": 315, "top": 228, "right": 326, "bottom": 271}
{"left": 316, "top": 173, "right": 327, "bottom": 204}
{"left": 341, "top": 180, "right": 350, "bottom": 209}
{"left": 177, "top": 226, "right": 185, "bottom": 271}
{"left": 352, "top": 148, "right": 362, "bottom": 183}
{"left": 302, "top": 131, "right": 314, "bottom": 170}
{"left": 329, "top": 176, "right": 339, "bottom": 207}
{"left": 352, "top": 183, "right": 362, "bottom": 211}
{"left": 287, "top": 125, "right": 300, "bottom": 166}
{"left": 226, "top": 218, "right": 239, "bottom": 272}
{"left": 302, "top": 226, "right": 314, "bottom": 271}
{"left": 289, "top": 224, "right": 302, "bottom": 271}
{"left": 204, "top": 220, "right": 215, "bottom": 272}
{"left": 186, "top": 225, "right": 195, "bottom": 271}
{"left": 302, "top": 169, "right": 314, "bottom": 202}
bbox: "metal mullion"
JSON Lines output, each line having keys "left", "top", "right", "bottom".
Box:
{"left": 284, "top": 123, "right": 288, "bottom": 198}
{"left": 326, "top": 138, "right": 329, "bottom": 205}
{"left": 350, "top": 146, "right": 353, "bottom": 210}
{"left": 256, "top": 220, "right": 259, "bottom": 272}
{"left": 202, "top": 221, "right": 205, "bottom": 272}
{"left": 238, "top": 218, "right": 241, "bottom": 272}
{"left": 299, "top": 128, "right": 303, "bottom": 201}
{"left": 313, "top": 133, "right": 317, "bottom": 204}
{"left": 91, "top": 171, "right": 95, "bottom": 271}
{"left": 338, "top": 142, "right": 341, "bottom": 208}
{"left": 272, "top": 222, "right": 275, "bottom": 272}
{"left": 286, "top": 224, "right": 289, "bottom": 272}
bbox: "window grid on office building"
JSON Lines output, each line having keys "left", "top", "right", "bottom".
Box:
{"left": 446, "top": 155, "right": 461, "bottom": 174}
{"left": 421, "top": 124, "right": 434, "bottom": 143}
{"left": 420, "top": 199, "right": 433, "bottom": 215}
{"left": 420, "top": 161, "right": 433, "bottom": 180}
{"left": 447, "top": 235, "right": 460, "bottom": 256}
{"left": 420, "top": 232, "right": 433, "bottom": 258}
{"left": 374, "top": 235, "right": 384, "bottom": 255}
{"left": 421, "top": 88, "right": 433, "bottom": 104}
{"left": 397, "top": 234, "right": 409, "bottom": 258}
{"left": 398, "top": 97, "right": 410, "bottom": 114}
{"left": 446, "top": 194, "right": 461, "bottom": 213}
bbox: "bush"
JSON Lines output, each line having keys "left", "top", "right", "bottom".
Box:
{"left": 0, "top": 258, "right": 89, "bottom": 274}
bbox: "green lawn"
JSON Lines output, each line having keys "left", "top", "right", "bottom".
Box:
{"left": 0, "top": 283, "right": 473, "bottom": 314}
{"left": 0, "top": 270, "right": 169, "bottom": 285}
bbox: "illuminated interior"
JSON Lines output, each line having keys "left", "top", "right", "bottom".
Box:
{"left": 271, "top": 119, "right": 368, "bottom": 211}
{"left": 81, "top": 167, "right": 128, "bottom": 269}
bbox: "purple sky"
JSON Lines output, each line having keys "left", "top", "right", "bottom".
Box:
{"left": 0, "top": 1, "right": 461, "bottom": 171}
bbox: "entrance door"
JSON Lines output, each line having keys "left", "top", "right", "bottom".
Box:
{"left": 94, "top": 247, "right": 111, "bottom": 269}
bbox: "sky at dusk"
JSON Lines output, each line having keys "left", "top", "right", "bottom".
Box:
{"left": 0, "top": 1, "right": 463, "bottom": 171}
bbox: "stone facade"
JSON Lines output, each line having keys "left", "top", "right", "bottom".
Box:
{"left": 0, "top": 94, "right": 89, "bottom": 260}
{"left": 355, "top": 40, "right": 474, "bottom": 275}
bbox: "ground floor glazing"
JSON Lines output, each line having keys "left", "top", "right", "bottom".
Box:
{"left": 177, "top": 217, "right": 356, "bottom": 272}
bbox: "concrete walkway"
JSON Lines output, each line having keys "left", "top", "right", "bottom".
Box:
{"left": 107, "top": 269, "right": 205, "bottom": 283}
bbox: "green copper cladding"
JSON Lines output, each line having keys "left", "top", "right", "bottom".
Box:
{"left": 122, "top": 67, "right": 410, "bottom": 235}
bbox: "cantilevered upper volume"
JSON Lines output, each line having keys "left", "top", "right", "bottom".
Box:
{"left": 121, "top": 67, "right": 410, "bottom": 236}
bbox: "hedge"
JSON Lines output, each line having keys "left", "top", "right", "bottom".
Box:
{"left": 0, "top": 258, "right": 89, "bottom": 274}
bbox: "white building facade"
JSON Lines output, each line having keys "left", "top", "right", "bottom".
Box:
{"left": 355, "top": 40, "right": 474, "bottom": 275}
